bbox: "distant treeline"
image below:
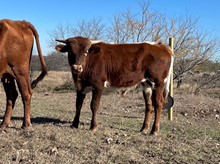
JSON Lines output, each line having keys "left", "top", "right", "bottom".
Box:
{"left": 31, "top": 53, "right": 220, "bottom": 72}
{"left": 31, "top": 53, "right": 69, "bottom": 71}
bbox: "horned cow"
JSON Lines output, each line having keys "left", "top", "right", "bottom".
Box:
{"left": 56, "top": 36, "right": 173, "bottom": 135}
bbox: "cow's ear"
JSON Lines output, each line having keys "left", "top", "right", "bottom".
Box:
{"left": 89, "top": 45, "right": 100, "bottom": 55}
{"left": 55, "top": 45, "right": 68, "bottom": 52}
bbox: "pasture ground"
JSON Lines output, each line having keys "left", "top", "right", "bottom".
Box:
{"left": 0, "top": 71, "right": 219, "bottom": 164}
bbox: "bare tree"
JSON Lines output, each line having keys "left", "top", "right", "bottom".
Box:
{"left": 48, "top": 21, "right": 73, "bottom": 49}
{"left": 71, "top": 17, "right": 105, "bottom": 40}
{"left": 193, "top": 72, "right": 220, "bottom": 94}
{"left": 163, "top": 14, "right": 220, "bottom": 82}
{"left": 48, "top": 17, "right": 105, "bottom": 49}
{"left": 107, "top": 1, "right": 166, "bottom": 43}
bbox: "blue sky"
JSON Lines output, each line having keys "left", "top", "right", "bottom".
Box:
{"left": 1, "top": 0, "right": 220, "bottom": 59}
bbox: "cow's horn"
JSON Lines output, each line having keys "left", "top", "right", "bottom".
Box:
{"left": 91, "top": 40, "right": 102, "bottom": 44}
{"left": 55, "top": 39, "right": 66, "bottom": 44}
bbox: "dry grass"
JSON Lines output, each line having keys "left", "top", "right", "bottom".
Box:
{"left": 31, "top": 71, "right": 73, "bottom": 92}
{"left": 0, "top": 71, "right": 220, "bottom": 163}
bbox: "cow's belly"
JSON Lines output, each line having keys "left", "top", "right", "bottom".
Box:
{"left": 108, "top": 71, "right": 145, "bottom": 88}
{"left": 109, "top": 77, "right": 144, "bottom": 88}
{"left": 105, "top": 77, "right": 146, "bottom": 88}
{"left": 104, "top": 78, "right": 153, "bottom": 96}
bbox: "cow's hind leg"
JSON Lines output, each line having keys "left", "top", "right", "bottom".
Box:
{"left": 140, "top": 86, "right": 153, "bottom": 134}
{"left": 90, "top": 88, "right": 102, "bottom": 132}
{"left": 72, "top": 91, "right": 86, "bottom": 128}
{"left": 15, "top": 71, "right": 33, "bottom": 128}
{"left": 150, "top": 82, "right": 164, "bottom": 135}
{"left": 0, "top": 78, "right": 18, "bottom": 128}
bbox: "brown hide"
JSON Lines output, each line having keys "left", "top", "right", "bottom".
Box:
{"left": 56, "top": 36, "right": 173, "bottom": 135}
{"left": 0, "top": 19, "right": 47, "bottom": 128}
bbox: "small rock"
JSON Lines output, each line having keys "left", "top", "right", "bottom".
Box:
{"left": 106, "top": 138, "right": 113, "bottom": 144}
{"left": 180, "top": 112, "right": 187, "bottom": 116}
{"left": 51, "top": 147, "right": 58, "bottom": 155}
{"left": 44, "top": 93, "right": 49, "bottom": 96}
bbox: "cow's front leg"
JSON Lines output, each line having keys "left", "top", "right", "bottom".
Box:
{"left": 90, "top": 88, "right": 103, "bottom": 132}
{"left": 72, "top": 91, "right": 86, "bottom": 128}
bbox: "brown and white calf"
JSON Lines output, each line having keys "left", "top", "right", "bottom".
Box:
{"left": 55, "top": 36, "right": 173, "bottom": 135}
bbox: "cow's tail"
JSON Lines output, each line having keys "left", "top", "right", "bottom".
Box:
{"left": 26, "top": 22, "right": 48, "bottom": 89}
{"left": 164, "top": 54, "right": 174, "bottom": 100}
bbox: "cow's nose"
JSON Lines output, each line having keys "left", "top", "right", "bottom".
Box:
{"left": 73, "top": 64, "right": 83, "bottom": 72}
{"left": 78, "top": 65, "right": 83, "bottom": 72}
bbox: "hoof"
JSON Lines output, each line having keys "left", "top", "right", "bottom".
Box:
{"left": 0, "top": 120, "right": 10, "bottom": 129}
{"left": 90, "top": 125, "right": 98, "bottom": 132}
{"left": 0, "top": 124, "right": 8, "bottom": 129}
{"left": 21, "top": 123, "right": 32, "bottom": 129}
{"left": 140, "top": 128, "right": 148, "bottom": 135}
{"left": 71, "top": 124, "right": 78, "bottom": 129}
{"left": 71, "top": 121, "right": 79, "bottom": 128}
{"left": 150, "top": 130, "right": 159, "bottom": 136}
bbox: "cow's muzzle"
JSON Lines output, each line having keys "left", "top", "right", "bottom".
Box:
{"left": 72, "top": 64, "right": 83, "bottom": 73}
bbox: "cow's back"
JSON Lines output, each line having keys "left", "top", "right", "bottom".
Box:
{"left": 0, "top": 19, "right": 34, "bottom": 77}
{"left": 89, "top": 42, "right": 172, "bottom": 87}
{"left": 89, "top": 43, "right": 147, "bottom": 87}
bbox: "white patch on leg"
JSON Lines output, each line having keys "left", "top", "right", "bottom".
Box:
{"left": 104, "top": 81, "right": 110, "bottom": 88}
{"left": 142, "top": 86, "right": 152, "bottom": 97}
{"left": 141, "top": 78, "right": 155, "bottom": 89}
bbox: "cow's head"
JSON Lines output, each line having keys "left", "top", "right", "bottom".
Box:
{"left": 55, "top": 36, "right": 92, "bottom": 74}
